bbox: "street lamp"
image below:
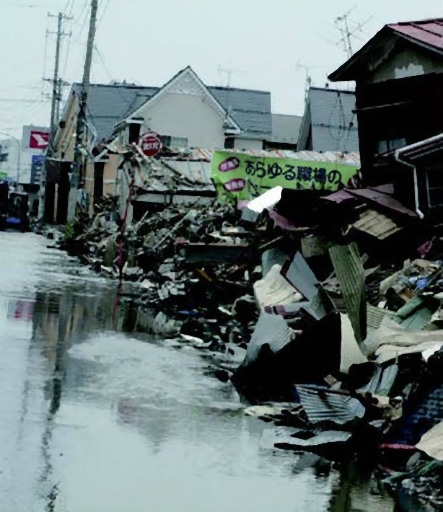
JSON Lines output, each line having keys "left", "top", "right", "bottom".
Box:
{"left": 0, "top": 132, "right": 21, "bottom": 186}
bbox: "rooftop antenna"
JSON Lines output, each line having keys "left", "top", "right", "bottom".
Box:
{"left": 335, "top": 7, "right": 373, "bottom": 59}
{"left": 217, "top": 66, "right": 246, "bottom": 129}
{"left": 296, "top": 61, "right": 313, "bottom": 102}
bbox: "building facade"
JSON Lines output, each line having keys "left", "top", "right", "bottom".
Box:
{"left": 329, "top": 18, "right": 443, "bottom": 215}
{"left": 48, "top": 66, "right": 300, "bottom": 219}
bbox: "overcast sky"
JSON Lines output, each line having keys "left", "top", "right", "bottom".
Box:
{"left": 0, "top": 0, "right": 442, "bottom": 139}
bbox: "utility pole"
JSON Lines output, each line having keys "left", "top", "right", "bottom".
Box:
{"left": 39, "top": 12, "right": 71, "bottom": 221}
{"left": 50, "top": 13, "right": 62, "bottom": 136}
{"left": 46, "top": 12, "right": 71, "bottom": 137}
{"left": 67, "top": 0, "right": 98, "bottom": 222}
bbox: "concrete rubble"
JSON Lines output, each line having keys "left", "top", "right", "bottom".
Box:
{"left": 49, "top": 178, "right": 443, "bottom": 509}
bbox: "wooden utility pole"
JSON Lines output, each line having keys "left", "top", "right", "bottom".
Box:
{"left": 39, "top": 11, "right": 71, "bottom": 222}
{"left": 67, "top": 0, "right": 98, "bottom": 222}
{"left": 49, "top": 13, "right": 63, "bottom": 135}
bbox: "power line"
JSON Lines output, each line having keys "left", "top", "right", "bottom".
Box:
{"left": 97, "top": 0, "right": 112, "bottom": 29}
{"left": 72, "top": 3, "right": 90, "bottom": 45}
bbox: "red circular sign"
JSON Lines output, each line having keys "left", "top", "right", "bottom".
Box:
{"left": 139, "top": 132, "right": 163, "bottom": 157}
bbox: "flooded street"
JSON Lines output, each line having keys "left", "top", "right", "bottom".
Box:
{"left": 0, "top": 233, "right": 420, "bottom": 512}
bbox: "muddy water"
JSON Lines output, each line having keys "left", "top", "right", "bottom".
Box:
{"left": 0, "top": 233, "right": 427, "bottom": 511}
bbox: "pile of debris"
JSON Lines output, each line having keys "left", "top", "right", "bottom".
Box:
{"left": 57, "top": 183, "right": 443, "bottom": 508}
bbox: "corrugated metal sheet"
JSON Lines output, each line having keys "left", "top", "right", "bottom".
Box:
{"left": 283, "top": 252, "right": 319, "bottom": 302}
{"left": 277, "top": 430, "right": 352, "bottom": 448}
{"left": 309, "top": 88, "right": 360, "bottom": 153}
{"left": 163, "top": 160, "right": 212, "bottom": 185}
{"left": 353, "top": 209, "right": 402, "bottom": 239}
{"left": 244, "top": 313, "right": 292, "bottom": 365}
{"left": 367, "top": 304, "right": 393, "bottom": 331}
{"left": 191, "top": 148, "right": 360, "bottom": 166}
{"left": 296, "top": 385, "right": 365, "bottom": 425}
{"left": 390, "top": 19, "right": 443, "bottom": 51}
{"left": 329, "top": 243, "right": 367, "bottom": 343}
{"left": 360, "top": 364, "right": 398, "bottom": 396}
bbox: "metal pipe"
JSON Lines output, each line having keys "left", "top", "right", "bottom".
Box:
{"left": 394, "top": 149, "right": 424, "bottom": 219}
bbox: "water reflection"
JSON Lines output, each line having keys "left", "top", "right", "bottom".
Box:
{"left": 0, "top": 233, "right": 423, "bottom": 512}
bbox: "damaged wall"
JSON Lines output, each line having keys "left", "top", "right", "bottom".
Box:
{"left": 368, "top": 43, "right": 443, "bottom": 84}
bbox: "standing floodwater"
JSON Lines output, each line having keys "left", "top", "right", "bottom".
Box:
{"left": 0, "top": 232, "right": 423, "bottom": 512}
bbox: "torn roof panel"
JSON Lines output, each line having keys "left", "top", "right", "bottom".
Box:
{"left": 329, "top": 244, "right": 367, "bottom": 343}
{"left": 296, "top": 386, "right": 366, "bottom": 425}
{"left": 348, "top": 189, "right": 418, "bottom": 217}
{"left": 282, "top": 252, "right": 319, "bottom": 302}
{"left": 244, "top": 313, "right": 292, "bottom": 366}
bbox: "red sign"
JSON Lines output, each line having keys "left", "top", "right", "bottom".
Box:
{"left": 29, "top": 130, "right": 49, "bottom": 150}
{"left": 218, "top": 157, "right": 240, "bottom": 173}
{"left": 139, "top": 132, "right": 162, "bottom": 158}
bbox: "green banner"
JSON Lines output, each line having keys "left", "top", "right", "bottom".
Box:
{"left": 211, "top": 151, "right": 360, "bottom": 202}
{"left": 0, "top": 171, "right": 7, "bottom": 180}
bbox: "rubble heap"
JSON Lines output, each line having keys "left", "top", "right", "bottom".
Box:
{"left": 57, "top": 184, "right": 443, "bottom": 508}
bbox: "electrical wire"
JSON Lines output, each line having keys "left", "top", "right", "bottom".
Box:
{"left": 72, "top": 0, "right": 90, "bottom": 45}
{"left": 97, "top": 0, "right": 112, "bottom": 29}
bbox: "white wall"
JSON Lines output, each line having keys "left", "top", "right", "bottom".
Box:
{"left": 234, "top": 137, "right": 264, "bottom": 151}
{"left": 0, "top": 138, "right": 22, "bottom": 182}
{"left": 140, "top": 92, "right": 226, "bottom": 148}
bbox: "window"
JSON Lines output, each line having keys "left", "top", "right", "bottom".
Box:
{"left": 377, "top": 138, "right": 406, "bottom": 154}
{"left": 0, "top": 153, "right": 8, "bottom": 163}
{"left": 224, "top": 137, "right": 235, "bottom": 149}
{"left": 160, "top": 136, "right": 188, "bottom": 148}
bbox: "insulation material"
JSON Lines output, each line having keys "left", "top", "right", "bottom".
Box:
{"left": 417, "top": 422, "right": 443, "bottom": 461}
{"left": 253, "top": 264, "right": 302, "bottom": 311}
{"left": 364, "top": 317, "right": 443, "bottom": 364}
{"left": 330, "top": 243, "right": 367, "bottom": 343}
{"left": 340, "top": 313, "right": 368, "bottom": 374}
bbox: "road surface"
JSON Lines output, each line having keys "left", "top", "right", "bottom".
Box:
{"left": 0, "top": 233, "right": 407, "bottom": 512}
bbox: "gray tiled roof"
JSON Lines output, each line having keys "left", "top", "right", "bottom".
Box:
{"left": 298, "top": 87, "right": 359, "bottom": 153}
{"left": 208, "top": 87, "right": 272, "bottom": 136}
{"left": 71, "top": 83, "right": 158, "bottom": 141}
{"left": 271, "top": 114, "right": 302, "bottom": 144}
{"left": 70, "top": 79, "right": 272, "bottom": 143}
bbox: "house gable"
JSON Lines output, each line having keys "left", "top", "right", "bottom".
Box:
{"left": 127, "top": 67, "right": 240, "bottom": 133}
{"left": 368, "top": 41, "right": 443, "bottom": 83}
{"left": 329, "top": 19, "right": 443, "bottom": 83}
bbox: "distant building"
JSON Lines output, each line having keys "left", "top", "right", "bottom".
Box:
{"left": 264, "top": 114, "right": 302, "bottom": 151}
{"left": 0, "top": 125, "right": 48, "bottom": 212}
{"left": 47, "top": 66, "right": 299, "bottom": 221}
{"left": 329, "top": 17, "right": 443, "bottom": 216}
{"left": 297, "top": 86, "right": 359, "bottom": 153}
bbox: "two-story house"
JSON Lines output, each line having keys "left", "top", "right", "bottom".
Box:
{"left": 329, "top": 18, "right": 443, "bottom": 217}
{"left": 47, "top": 66, "right": 301, "bottom": 222}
